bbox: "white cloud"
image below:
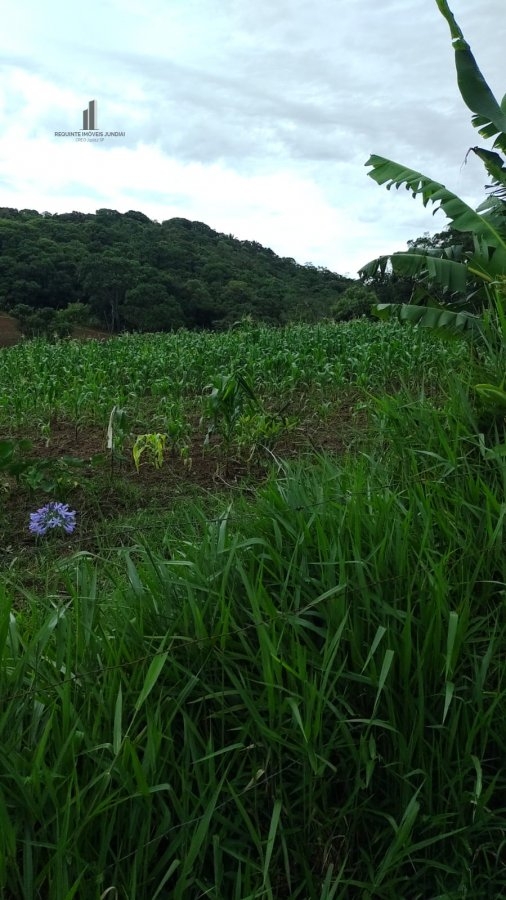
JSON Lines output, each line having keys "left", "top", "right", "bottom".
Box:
{"left": 0, "top": 0, "right": 503, "bottom": 275}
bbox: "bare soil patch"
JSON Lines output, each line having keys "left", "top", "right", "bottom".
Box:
{"left": 0, "top": 315, "right": 111, "bottom": 348}
{"left": 0, "top": 396, "right": 366, "bottom": 561}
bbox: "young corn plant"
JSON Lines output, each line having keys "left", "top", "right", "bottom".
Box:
{"left": 200, "top": 372, "right": 259, "bottom": 456}
{"left": 156, "top": 399, "right": 192, "bottom": 466}
{"left": 132, "top": 432, "right": 168, "bottom": 472}
{"left": 106, "top": 405, "right": 130, "bottom": 476}
{"left": 235, "top": 410, "right": 298, "bottom": 462}
{"left": 0, "top": 321, "right": 467, "bottom": 430}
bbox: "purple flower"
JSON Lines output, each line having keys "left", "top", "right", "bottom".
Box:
{"left": 29, "top": 502, "right": 77, "bottom": 536}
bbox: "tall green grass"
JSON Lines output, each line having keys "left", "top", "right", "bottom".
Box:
{"left": 1, "top": 379, "right": 505, "bottom": 898}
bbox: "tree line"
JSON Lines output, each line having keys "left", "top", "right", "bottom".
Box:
{"left": 0, "top": 206, "right": 451, "bottom": 338}
{"left": 0, "top": 207, "right": 350, "bottom": 336}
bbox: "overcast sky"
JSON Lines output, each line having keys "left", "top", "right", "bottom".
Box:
{"left": 1, "top": 0, "right": 503, "bottom": 276}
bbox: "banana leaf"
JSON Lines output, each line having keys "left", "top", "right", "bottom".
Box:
{"left": 435, "top": 0, "right": 506, "bottom": 153}
{"left": 365, "top": 156, "right": 506, "bottom": 251}
{"left": 360, "top": 251, "right": 468, "bottom": 293}
{"left": 372, "top": 302, "right": 484, "bottom": 340}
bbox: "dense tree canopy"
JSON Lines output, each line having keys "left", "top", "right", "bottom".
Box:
{"left": 0, "top": 208, "right": 362, "bottom": 334}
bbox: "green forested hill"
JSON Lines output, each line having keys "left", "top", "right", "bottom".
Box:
{"left": 0, "top": 206, "right": 356, "bottom": 333}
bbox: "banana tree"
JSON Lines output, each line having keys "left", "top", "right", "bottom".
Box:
{"left": 360, "top": 0, "right": 506, "bottom": 344}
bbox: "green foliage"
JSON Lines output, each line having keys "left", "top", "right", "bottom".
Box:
{"left": 361, "top": 0, "right": 506, "bottom": 324}
{"left": 0, "top": 209, "right": 353, "bottom": 334}
{"left": 435, "top": 0, "right": 506, "bottom": 154}
{"left": 11, "top": 305, "right": 59, "bottom": 339}
{"left": 373, "top": 301, "right": 484, "bottom": 340}
{"left": 10, "top": 302, "right": 92, "bottom": 340}
{"left": 201, "top": 372, "right": 260, "bottom": 450}
{"left": 106, "top": 405, "right": 130, "bottom": 478}
{"left": 330, "top": 284, "right": 377, "bottom": 321}
{"left": 132, "top": 427, "right": 192, "bottom": 472}
{"left": 1, "top": 304, "right": 505, "bottom": 895}
{"left": 0, "top": 437, "right": 34, "bottom": 481}
{"left": 1, "top": 395, "right": 506, "bottom": 895}
{"left": 0, "top": 438, "right": 94, "bottom": 492}
{"left": 123, "top": 282, "right": 185, "bottom": 332}
{"left": 132, "top": 432, "right": 168, "bottom": 471}
{"left": 0, "top": 322, "right": 468, "bottom": 431}
{"left": 363, "top": 157, "right": 506, "bottom": 251}
{"left": 235, "top": 410, "right": 298, "bottom": 460}
{"left": 151, "top": 399, "right": 192, "bottom": 457}
{"left": 361, "top": 0, "right": 506, "bottom": 461}
{"left": 55, "top": 301, "right": 91, "bottom": 329}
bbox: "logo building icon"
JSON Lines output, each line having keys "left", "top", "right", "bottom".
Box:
{"left": 82, "top": 100, "right": 97, "bottom": 130}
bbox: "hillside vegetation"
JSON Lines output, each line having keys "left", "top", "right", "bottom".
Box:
{"left": 0, "top": 207, "right": 359, "bottom": 333}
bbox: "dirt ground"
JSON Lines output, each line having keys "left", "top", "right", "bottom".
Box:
{"left": 0, "top": 314, "right": 110, "bottom": 347}
{"left": 1, "top": 399, "right": 365, "bottom": 561}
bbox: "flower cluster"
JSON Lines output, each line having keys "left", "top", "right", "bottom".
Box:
{"left": 29, "top": 502, "right": 77, "bottom": 536}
